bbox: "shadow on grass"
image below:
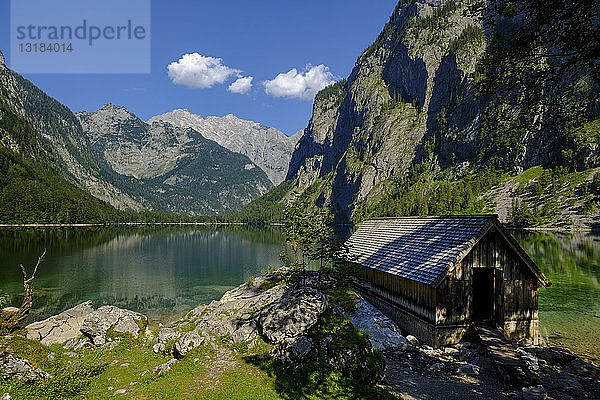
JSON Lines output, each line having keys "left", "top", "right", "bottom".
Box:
{"left": 243, "top": 352, "right": 395, "bottom": 400}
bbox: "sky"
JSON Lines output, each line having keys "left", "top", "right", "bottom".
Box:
{"left": 0, "top": 1, "right": 398, "bottom": 135}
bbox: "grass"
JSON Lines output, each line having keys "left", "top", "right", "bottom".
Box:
{"left": 0, "top": 333, "right": 282, "bottom": 400}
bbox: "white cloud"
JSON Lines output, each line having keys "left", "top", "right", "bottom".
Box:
{"left": 264, "top": 64, "right": 337, "bottom": 100}
{"left": 168, "top": 53, "right": 241, "bottom": 89}
{"left": 228, "top": 76, "right": 253, "bottom": 94}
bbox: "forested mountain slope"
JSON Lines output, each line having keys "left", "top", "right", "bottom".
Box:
{"left": 0, "top": 50, "right": 124, "bottom": 223}
{"left": 281, "top": 0, "right": 600, "bottom": 229}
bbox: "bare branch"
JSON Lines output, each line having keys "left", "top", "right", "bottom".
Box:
{"left": 12, "top": 249, "right": 46, "bottom": 327}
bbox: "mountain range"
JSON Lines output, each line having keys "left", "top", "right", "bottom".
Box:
{"left": 0, "top": 50, "right": 299, "bottom": 220}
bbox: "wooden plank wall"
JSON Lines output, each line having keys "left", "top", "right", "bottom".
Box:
{"left": 362, "top": 267, "right": 436, "bottom": 323}
{"left": 436, "top": 231, "right": 539, "bottom": 329}
{"left": 499, "top": 232, "right": 539, "bottom": 333}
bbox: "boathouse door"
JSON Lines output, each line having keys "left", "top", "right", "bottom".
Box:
{"left": 472, "top": 268, "right": 495, "bottom": 322}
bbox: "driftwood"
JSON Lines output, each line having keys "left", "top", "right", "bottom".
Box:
{"left": 2, "top": 249, "right": 46, "bottom": 328}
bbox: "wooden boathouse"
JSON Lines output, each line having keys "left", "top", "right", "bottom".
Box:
{"left": 341, "top": 215, "right": 551, "bottom": 347}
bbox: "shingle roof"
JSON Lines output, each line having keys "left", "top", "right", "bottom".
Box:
{"left": 341, "top": 215, "right": 549, "bottom": 287}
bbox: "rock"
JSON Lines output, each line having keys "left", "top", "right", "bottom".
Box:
{"left": 273, "top": 336, "right": 314, "bottom": 363}
{"left": 1, "top": 307, "right": 19, "bottom": 315}
{"left": 158, "top": 328, "right": 177, "bottom": 344}
{"left": 458, "top": 347, "right": 477, "bottom": 362}
{"left": 80, "top": 306, "right": 147, "bottom": 345}
{"left": 257, "top": 287, "right": 328, "bottom": 344}
{"left": 153, "top": 343, "right": 165, "bottom": 353}
{"left": 64, "top": 352, "right": 77, "bottom": 358}
{"left": 179, "top": 282, "right": 287, "bottom": 344}
{"left": 174, "top": 331, "right": 205, "bottom": 359}
{"left": 120, "top": 363, "right": 130, "bottom": 367}
{"left": 113, "top": 315, "right": 141, "bottom": 336}
{"left": 564, "top": 357, "right": 600, "bottom": 376}
{"left": 1, "top": 394, "right": 10, "bottom": 400}
{"left": 457, "top": 363, "right": 480, "bottom": 375}
{"left": 102, "top": 341, "right": 118, "bottom": 351}
{"left": 231, "top": 321, "right": 258, "bottom": 343}
{"left": 558, "top": 370, "right": 586, "bottom": 397}
{"left": 25, "top": 301, "right": 94, "bottom": 345}
{"left": 534, "top": 346, "right": 576, "bottom": 366}
{"left": 348, "top": 298, "right": 408, "bottom": 352}
{"left": 153, "top": 358, "right": 177, "bottom": 375}
{"left": 113, "top": 388, "right": 127, "bottom": 395}
{"left": 107, "top": 387, "right": 114, "bottom": 391}
{"left": 518, "top": 349, "right": 540, "bottom": 371}
{"left": 429, "top": 362, "right": 445, "bottom": 372}
{"left": 289, "top": 336, "right": 314, "bottom": 360}
{"left": 444, "top": 347, "right": 459, "bottom": 354}
{"left": 184, "top": 305, "right": 207, "bottom": 321}
{"left": 522, "top": 385, "right": 548, "bottom": 400}
{"left": 0, "top": 353, "right": 52, "bottom": 382}
{"left": 144, "top": 327, "right": 153, "bottom": 340}
{"left": 149, "top": 109, "right": 299, "bottom": 186}
{"left": 63, "top": 337, "right": 93, "bottom": 351}
{"left": 406, "top": 335, "right": 419, "bottom": 346}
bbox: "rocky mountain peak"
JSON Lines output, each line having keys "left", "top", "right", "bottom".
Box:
{"left": 156, "top": 108, "right": 204, "bottom": 123}
{"left": 150, "top": 110, "right": 300, "bottom": 185}
{"left": 0, "top": 49, "right": 5, "bottom": 68}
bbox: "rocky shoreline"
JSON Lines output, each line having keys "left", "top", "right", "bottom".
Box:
{"left": 2, "top": 270, "right": 599, "bottom": 399}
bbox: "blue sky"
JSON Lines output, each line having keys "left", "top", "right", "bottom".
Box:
{"left": 1, "top": 1, "right": 398, "bottom": 135}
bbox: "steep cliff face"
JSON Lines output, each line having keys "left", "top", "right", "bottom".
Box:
{"left": 285, "top": 0, "right": 600, "bottom": 226}
{"left": 149, "top": 109, "right": 300, "bottom": 185}
{"left": 77, "top": 105, "right": 273, "bottom": 215}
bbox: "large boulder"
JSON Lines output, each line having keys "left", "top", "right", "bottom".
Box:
{"left": 80, "top": 306, "right": 147, "bottom": 345}
{"left": 231, "top": 321, "right": 258, "bottom": 343}
{"left": 175, "top": 282, "right": 287, "bottom": 344}
{"left": 174, "top": 331, "right": 205, "bottom": 359}
{"left": 349, "top": 298, "right": 408, "bottom": 351}
{"left": 158, "top": 328, "right": 178, "bottom": 344}
{"left": 257, "top": 287, "right": 328, "bottom": 344}
{"left": 272, "top": 335, "right": 314, "bottom": 363}
{"left": 25, "top": 301, "right": 94, "bottom": 345}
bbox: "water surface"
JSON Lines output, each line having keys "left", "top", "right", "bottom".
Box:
{"left": 514, "top": 231, "right": 600, "bottom": 364}
{"left": 0, "top": 226, "right": 284, "bottom": 324}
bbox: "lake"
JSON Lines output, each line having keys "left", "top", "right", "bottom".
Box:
{"left": 0, "top": 226, "right": 598, "bottom": 364}
{"left": 514, "top": 230, "right": 600, "bottom": 365}
{"left": 0, "top": 226, "right": 285, "bottom": 324}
